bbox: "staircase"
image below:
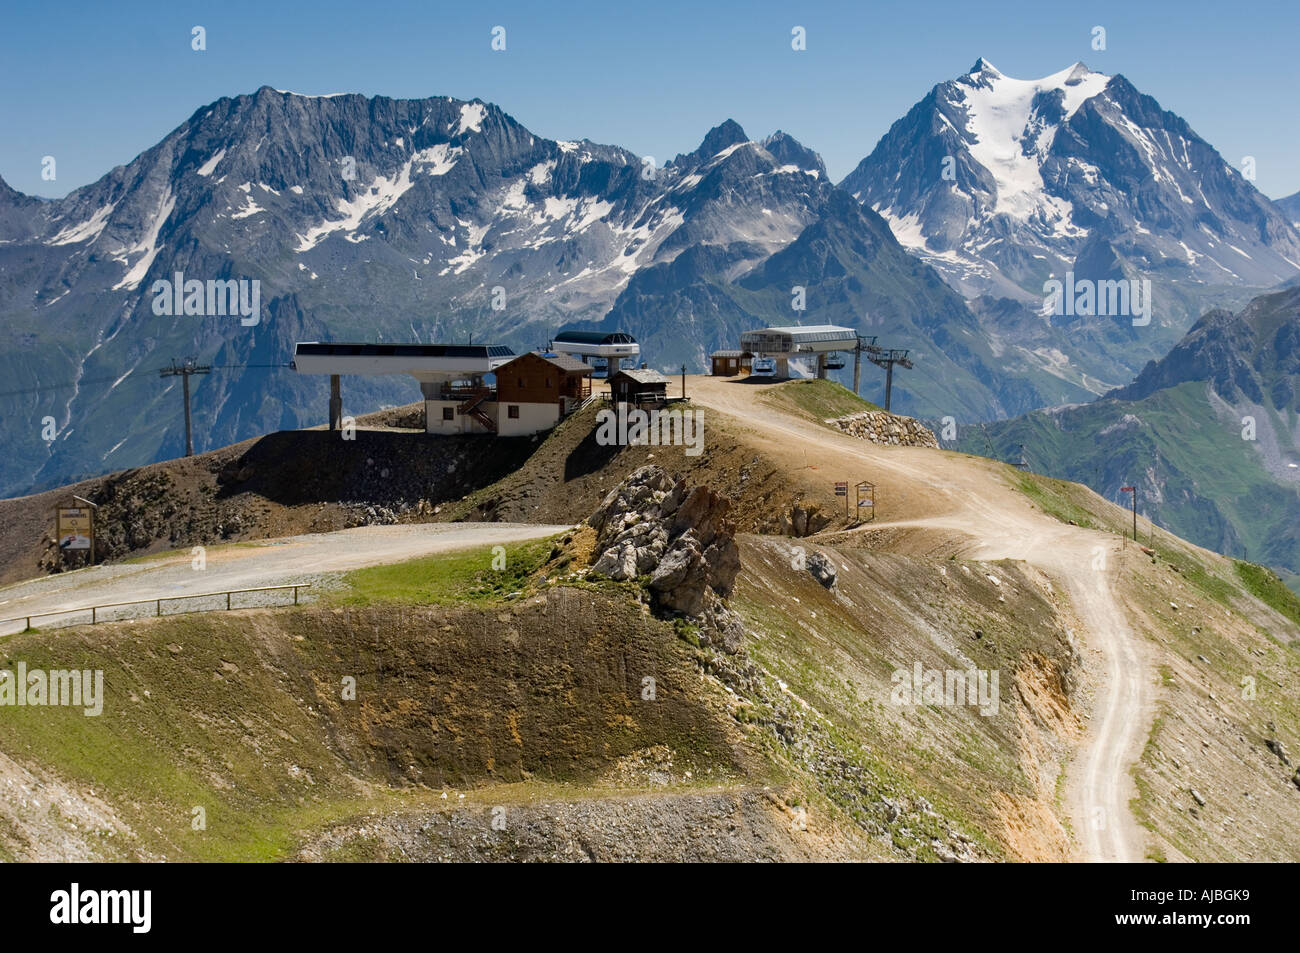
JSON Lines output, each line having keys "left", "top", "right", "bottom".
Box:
{"left": 458, "top": 388, "right": 497, "bottom": 432}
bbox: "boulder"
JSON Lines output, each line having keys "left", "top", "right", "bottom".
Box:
{"left": 592, "top": 541, "right": 639, "bottom": 581}
{"left": 807, "top": 551, "right": 837, "bottom": 588}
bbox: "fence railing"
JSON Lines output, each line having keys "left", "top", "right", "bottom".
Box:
{"left": 0, "top": 584, "right": 312, "bottom": 634}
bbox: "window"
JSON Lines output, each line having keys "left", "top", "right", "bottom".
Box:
{"left": 517, "top": 377, "right": 524, "bottom": 387}
{"left": 507, "top": 405, "right": 520, "bottom": 419}
{"left": 442, "top": 407, "right": 454, "bottom": 421}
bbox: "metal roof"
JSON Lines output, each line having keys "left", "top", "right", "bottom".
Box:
{"left": 553, "top": 330, "right": 637, "bottom": 345}
{"left": 756, "top": 325, "right": 857, "bottom": 342}
{"left": 710, "top": 349, "right": 750, "bottom": 358}
{"left": 295, "top": 342, "right": 514, "bottom": 359}
{"left": 739, "top": 325, "right": 858, "bottom": 354}
{"left": 504, "top": 352, "right": 593, "bottom": 374}
{"left": 610, "top": 368, "right": 669, "bottom": 385}
{"left": 292, "top": 341, "right": 516, "bottom": 382}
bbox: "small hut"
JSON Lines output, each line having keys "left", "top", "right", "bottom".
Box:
{"left": 607, "top": 368, "right": 669, "bottom": 407}
{"left": 709, "top": 349, "right": 753, "bottom": 376}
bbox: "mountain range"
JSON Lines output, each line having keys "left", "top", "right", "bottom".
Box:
{"left": 2, "top": 61, "right": 1298, "bottom": 499}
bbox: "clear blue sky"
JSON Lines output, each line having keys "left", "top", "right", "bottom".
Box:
{"left": 3, "top": 0, "right": 1297, "bottom": 199}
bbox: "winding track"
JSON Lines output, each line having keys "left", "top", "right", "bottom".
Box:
{"left": 685, "top": 376, "right": 1148, "bottom": 861}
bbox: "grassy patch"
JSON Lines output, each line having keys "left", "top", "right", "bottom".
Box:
{"left": 1014, "top": 473, "right": 1100, "bottom": 530}
{"left": 761, "top": 379, "right": 881, "bottom": 423}
{"left": 1234, "top": 560, "right": 1300, "bottom": 627}
{"left": 333, "top": 537, "right": 558, "bottom": 606}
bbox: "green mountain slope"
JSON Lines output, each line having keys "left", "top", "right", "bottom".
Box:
{"left": 961, "top": 287, "right": 1300, "bottom": 585}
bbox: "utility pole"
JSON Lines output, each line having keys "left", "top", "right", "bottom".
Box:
{"left": 866, "top": 347, "right": 913, "bottom": 412}
{"left": 160, "top": 359, "right": 211, "bottom": 457}
{"left": 851, "top": 335, "right": 877, "bottom": 395}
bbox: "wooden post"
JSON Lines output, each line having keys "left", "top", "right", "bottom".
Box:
{"left": 182, "top": 370, "right": 193, "bottom": 456}
{"left": 329, "top": 374, "right": 342, "bottom": 430}
{"left": 1121, "top": 485, "right": 1137, "bottom": 543}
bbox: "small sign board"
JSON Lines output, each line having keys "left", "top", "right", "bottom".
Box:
{"left": 834, "top": 481, "right": 848, "bottom": 497}
{"left": 56, "top": 506, "right": 93, "bottom": 551}
{"left": 855, "top": 479, "right": 876, "bottom": 524}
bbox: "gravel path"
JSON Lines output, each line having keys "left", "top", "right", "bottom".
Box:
{"left": 0, "top": 522, "right": 569, "bottom": 636}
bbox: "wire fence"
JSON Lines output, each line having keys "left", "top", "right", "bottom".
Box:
{"left": 0, "top": 583, "right": 312, "bottom": 635}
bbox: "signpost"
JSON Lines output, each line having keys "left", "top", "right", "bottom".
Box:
{"left": 834, "top": 480, "right": 849, "bottom": 520}
{"left": 1121, "top": 485, "right": 1137, "bottom": 542}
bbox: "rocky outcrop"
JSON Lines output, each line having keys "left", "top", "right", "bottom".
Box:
{"left": 826, "top": 411, "right": 939, "bottom": 448}
{"left": 588, "top": 466, "right": 742, "bottom": 644}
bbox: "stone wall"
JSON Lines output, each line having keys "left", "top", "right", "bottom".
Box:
{"left": 826, "top": 411, "right": 939, "bottom": 448}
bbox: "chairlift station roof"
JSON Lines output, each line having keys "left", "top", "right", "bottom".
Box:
{"left": 739, "top": 325, "right": 858, "bottom": 355}
{"left": 551, "top": 329, "right": 641, "bottom": 360}
{"left": 293, "top": 342, "right": 516, "bottom": 383}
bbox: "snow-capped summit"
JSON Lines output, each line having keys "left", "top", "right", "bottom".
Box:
{"left": 842, "top": 60, "right": 1300, "bottom": 301}
{"left": 1062, "top": 62, "right": 1094, "bottom": 86}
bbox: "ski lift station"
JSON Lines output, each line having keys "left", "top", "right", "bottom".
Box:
{"left": 738, "top": 325, "right": 859, "bottom": 378}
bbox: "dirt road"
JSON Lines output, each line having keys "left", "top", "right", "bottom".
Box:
{"left": 686, "top": 376, "right": 1149, "bottom": 862}
{"left": 0, "top": 522, "right": 568, "bottom": 637}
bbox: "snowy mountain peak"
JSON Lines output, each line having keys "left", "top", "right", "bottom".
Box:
{"left": 690, "top": 119, "right": 749, "bottom": 161}
{"left": 842, "top": 58, "right": 1300, "bottom": 307}
{"left": 1063, "top": 61, "right": 1094, "bottom": 85}
{"left": 761, "top": 131, "right": 827, "bottom": 178}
